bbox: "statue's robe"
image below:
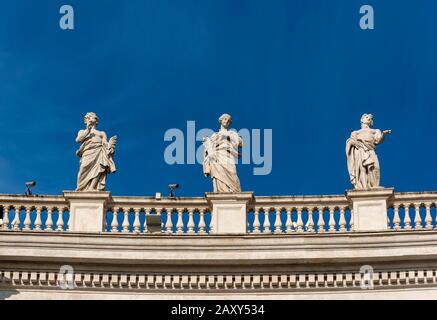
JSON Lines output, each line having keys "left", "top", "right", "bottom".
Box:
{"left": 346, "top": 129, "right": 384, "bottom": 190}
{"left": 76, "top": 131, "right": 116, "bottom": 191}
{"left": 203, "top": 130, "right": 242, "bottom": 193}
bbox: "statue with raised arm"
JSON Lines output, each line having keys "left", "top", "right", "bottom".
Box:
{"left": 346, "top": 114, "right": 391, "bottom": 190}
{"left": 76, "top": 112, "right": 117, "bottom": 192}
{"left": 203, "top": 113, "right": 242, "bottom": 193}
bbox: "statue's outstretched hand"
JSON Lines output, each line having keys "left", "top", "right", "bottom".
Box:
{"left": 383, "top": 130, "right": 392, "bottom": 135}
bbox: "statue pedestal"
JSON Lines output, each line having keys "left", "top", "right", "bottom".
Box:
{"left": 206, "top": 192, "right": 254, "bottom": 235}
{"left": 63, "top": 191, "right": 111, "bottom": 233}
{"left": 346, "top": 188, "right": 394, "bottom": 232}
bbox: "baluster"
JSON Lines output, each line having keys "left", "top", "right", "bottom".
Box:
{"left": 414, "top": 204, "right": 422, "bottom": 229}
{"left": 111, "top": 207, "right": 119, "bottom": 232}
{"left": 198, "top": 209, "right": 206, "bottom": 234}
{"left": 2, "top": 205, "right": 10, "bottom": 230}
{"left": 318, "top": 208, "right": 325, "bottom": 233}
{"left": 252, "top": 208, "right": 260, "bottom": 234}
{"left": 285, "top": 208, "right": 293, "bottom": 233}
{"left": 274, "top": 209, "right": 282, "bottom": 234}
{"left": 143, "top": 208, "right": 150, "bottom": 233}
{"left": 307, "top": 208, "right": 314, "bottom": 233}
{"left": 122, "top": 208, "right": 130, "bottom": 233}
{"left": 56, "top": 209, "right": 64, "bottom": 231}
{"left": 23, "top": 207, "right": 32, "bottom": 231}
{"left": 350, "top": 209, "right": 354, "bottom": 230}
{"left": 166, "top": 210, "right": 174, "bottom": 234}
{"left": 45, "top": 208, "right": 53, "bottom": 231}
{"left": 312, "top": 209, "right": 319, "bottom": 233}
{"left": 133, "top": 208, "right": 141, "bottom": 234}
{"left": 157, "top": 208, "right": 164, "bottom": 232}
{"left": 404, "top": 205, "right": 411, "bottom": 230}
{"left": 263, "top": 209, "right": 271, "bottom": 234}
{"left": 187, "top": 209, "right": 195, "bottom": 234}
{"left": 393, "top": 205, "right": 400, "bottom": 231}
{"left": 328, "top": 207, "right": 336, "bottom": 232}
{"left": 34, "top": 207, "right": 42, "bottom": 231}
{"left": 296, "top": 208, "right": 304, "bottom": 233}
{"left": 425, "top": 203, "right": 432, "bottom": 230}
{"left": 13, "top": 207, "right": 21, "bottom": 231}
{"left": 339, "top": 208, "right": 346, "bottom": 232}
{"left": 176, "top": 209, "right": 184, "bottom": 234}
{"left": 433, "top": 204, "right": 437, "bottom": 230}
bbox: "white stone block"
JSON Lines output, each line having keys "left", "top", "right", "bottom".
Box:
{"left": 346, "top": 188, "right": 394, "bottom": 232}
{"left": 206, "top": 192, "right": 254, "bottom": 235}
{"left": 64, "top": 191, "right": 111, "bottom": 233}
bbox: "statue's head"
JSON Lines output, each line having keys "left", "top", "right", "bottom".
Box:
{"left": 360, "top": 114, "right": 373, "bottom": 127}
{"left": 84, "top": 112, "right": 98, "bottom": 127}
{"left": 219, "top": 113, "right": 232, "bottom": 129}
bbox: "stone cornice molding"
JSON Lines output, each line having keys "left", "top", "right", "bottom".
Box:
{"left": 2, "top": 231, "right": 437, "bottom": 266}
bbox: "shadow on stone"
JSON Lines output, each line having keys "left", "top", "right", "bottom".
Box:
{"left": 146, "top": 215, "right": 162, "bottom": 234}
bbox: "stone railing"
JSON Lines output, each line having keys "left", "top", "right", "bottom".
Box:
{"left": 105, "top": 196, "right": 211, "bottom": 234}
{"left": 1, "top": 189, "right": 437, "bottom": 235}
{"left": 2, "top": 189, "right": 437, "bottom": 300}
{"left": 247, "top": 195, "right": 352, "bottom": 234}
{"left": 0, "top": 194, "right": 69, "bottom": 232}
{"left": 388, "top": 192, "right": 437, "bottom": 231}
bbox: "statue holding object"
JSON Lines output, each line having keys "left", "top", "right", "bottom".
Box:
{"left": 203, "top": 113, "right": 243, "bottom": 193}
{"left": 346, "top": 114, "right": 391, "bottom": 190}
{"left": 76, "top": 112, "right": 117, "bottom": 192}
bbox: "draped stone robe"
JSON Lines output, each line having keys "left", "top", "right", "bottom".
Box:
{"left": 346, "top": 128, "right": 384, "bottom": 190}
{"left": 76, "top": 130, "right": 116, "bottom": 192}
{"left": 203, "top": 129, "right": 242, "bottom": 193}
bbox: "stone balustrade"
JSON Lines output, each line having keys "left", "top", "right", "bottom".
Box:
{"left": 2, "top": 190, "right": 437, "bottom": 299}
{"left": 104, "top": 197, "right": 211, "bottom": 235}
{"left": 0, "top": 195, "right": 69, "bottom": 232}
{"left": 1, "top": 190, "right": 437, "bottom": 235}
{"left": 388, "top": 192, "right": 437, "bottom": 231}
{"left": 247, "top": 195, "right": 352, "bottom": 234}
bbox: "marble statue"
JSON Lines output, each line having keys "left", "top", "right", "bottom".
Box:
{"left": 346, "top": 114, "right": 391, "bottom": 190}
{"left": 203, "top": 114, "right": 243, "bottom": 193}
{"left": 76, "top": 112, "right": 117, "bottom": 191}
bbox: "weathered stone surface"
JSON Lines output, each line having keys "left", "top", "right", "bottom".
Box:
{"left": 64, "top": 191, "right": 111, "bottom": 233}
{"left": 346, "top": 114, "right": 391, "bottom": 190}
{"left": 1, "top": 190, "right": 437, "bottom": 299}
{"left": 203, "top": 114, "right": 243, "bottom": 193}
{"left": 206, "top": 192, "right": 253, "bottom": 235}
{"left": 346, "top": 188, "right": 394, "bottom": 232}
{"left": 76, "top": 112, "right": 117, "bottom": 192}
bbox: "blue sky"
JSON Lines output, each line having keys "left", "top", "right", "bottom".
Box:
{"left": 0, "top": 0, "right": 435, "bottom": 197}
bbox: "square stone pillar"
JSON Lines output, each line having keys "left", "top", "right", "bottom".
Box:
{"left": 63, "top": 191, "right": 112, "bottom": 233}
{"left": 346, "top": 188, "right": 394, "bottom": 232}
{"left": 205, "top": 192, "right": 254, "bottom": 235}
